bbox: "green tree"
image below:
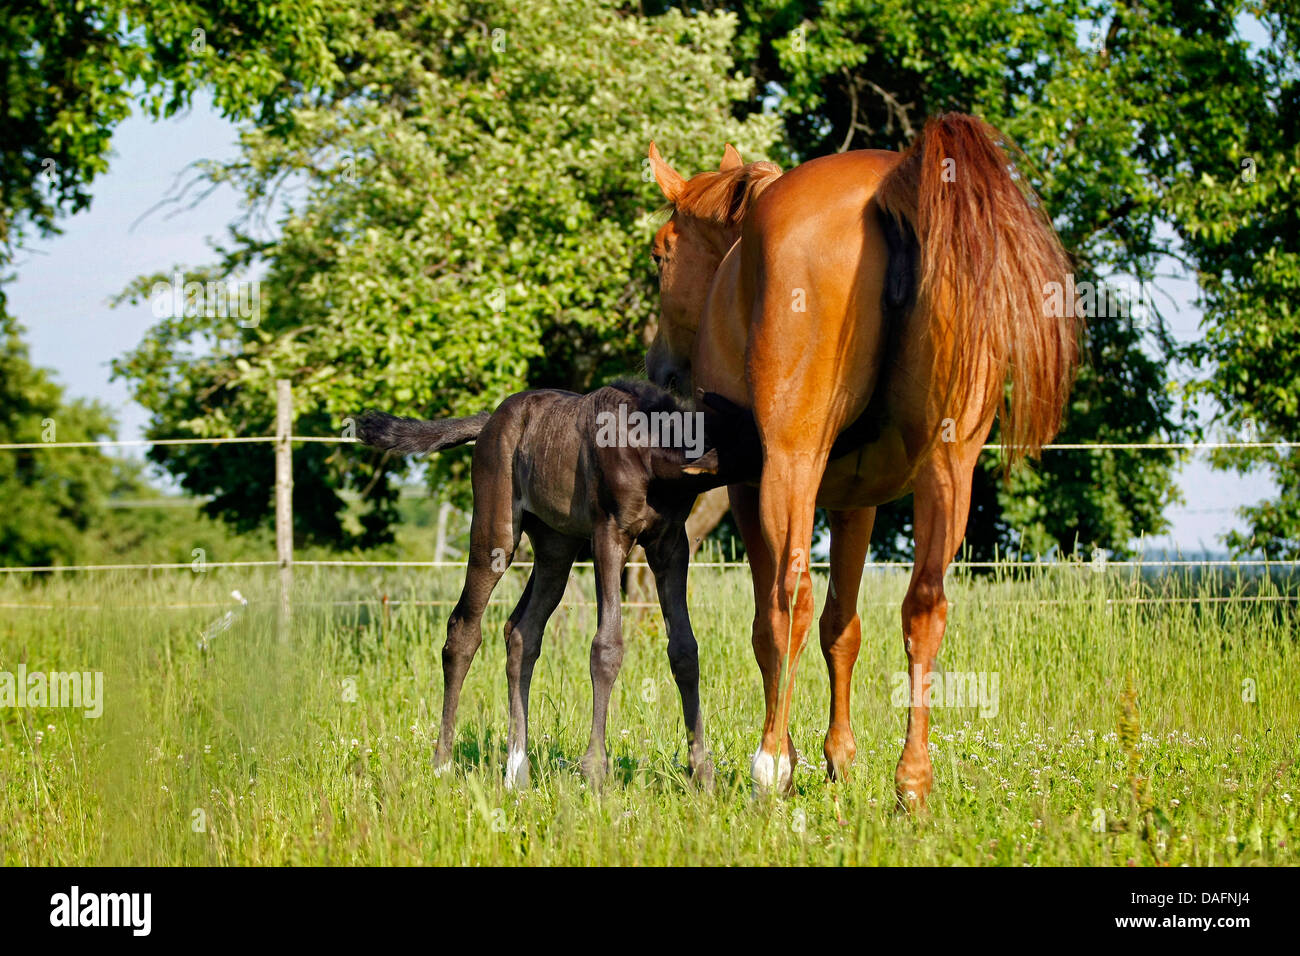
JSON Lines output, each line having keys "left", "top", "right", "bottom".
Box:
{"left": 0, "top": 316, "right": 121, "bottom": 566}
{"left": 112, "top": 0, "right": 778, "bottom": 547}
{"left": 1, "top": 0, "right": 348, "bottom": 256}
{"left": 1174, "top": 4, "right": 1300, "bottom": 557}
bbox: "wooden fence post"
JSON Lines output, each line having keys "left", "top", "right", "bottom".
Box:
{"left": 275, "top": 379, "right": 293, "bottom": 637}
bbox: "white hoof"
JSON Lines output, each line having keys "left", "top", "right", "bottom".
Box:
{"left": 504, "top": 748, "right": 528, "bottom": 790}
{"left": 751, "top": 745, "right": 792, "bottom": 794}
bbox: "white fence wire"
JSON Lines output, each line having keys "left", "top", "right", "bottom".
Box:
{"left": 2, "top": 387, "right": 1297, "bottom": 613}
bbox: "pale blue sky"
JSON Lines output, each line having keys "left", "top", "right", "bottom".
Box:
{"left": 4, "top": 96, "right": 1277, "bottom": 554}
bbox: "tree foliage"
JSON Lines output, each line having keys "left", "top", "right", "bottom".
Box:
{"left": 112, "top": 0, "right": 778, "bottom": 547}
{"left": 1, "top": 0, "right": 349, "bottom": 256}
{"left": 13, "top": 0, "right": 1296, "bottom": 561}
{"left": 0, "top": 317, "right": 120, "bottom": 566}
{"left": 1174, "top": 3, "right": 1300, "bottom": 556}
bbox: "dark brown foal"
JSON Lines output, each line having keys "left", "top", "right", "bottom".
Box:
{"left": 357, "top": 380, "right": 754, "bottom": 789}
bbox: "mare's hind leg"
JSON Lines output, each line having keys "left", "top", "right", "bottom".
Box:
{"left": 580, "top": 518, "right": 632, "bottom": 786}
{"left": 895, "top": 446, "right": 978, "bottom": 809}
{"left": 503, "top": 522, "right": 582, "bottom": 789}
{"left": 820, "top": 506, "right": 875, "bottom": 780}
{"left": 434, "top": 472, "right": 521, "bottom": 773}
{"left": 644, "top": 522, "right": 712, "bottom": 789}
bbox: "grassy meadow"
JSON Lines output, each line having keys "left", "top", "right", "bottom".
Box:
{"left": 1, "top": 560, "right": 1297, "bottom": 866}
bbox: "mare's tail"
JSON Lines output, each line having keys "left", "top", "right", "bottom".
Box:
{"left": 874, "top": 113, "right": 1079, "bottom": 467}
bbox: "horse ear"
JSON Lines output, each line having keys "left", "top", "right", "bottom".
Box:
{"left": 648, "top": 142, "right": 685, "bottom": 204}
{"left": 719, "top": 144, "right": 743, "bottom": 171}
{"left": 681, "top": 448, "right": 720, "bottom": 475}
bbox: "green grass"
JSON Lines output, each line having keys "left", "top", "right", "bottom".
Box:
{"left": 1, "top": 562, "right": 1297, "bottom": 865}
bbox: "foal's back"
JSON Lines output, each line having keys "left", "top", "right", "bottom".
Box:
{"left": 476, "top": 384, "right": 697, "bottom": 544}
{"left": 474, "top": 389, "right": 595, "bottom": 539}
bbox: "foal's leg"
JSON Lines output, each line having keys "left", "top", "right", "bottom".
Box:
{"left": 503, "top": 526, "right": 582, "bottom": 789}
{"left": 895, "top": 448, "right": 977, "bottom": 810}
{"left": 644, "top": 524, "right": 712, "bottom": 788}
{"left": 433, "top": 476, "right": 521, "bottom": 773}
{"left": 820, "top": 506, "right": 875, "bottom": 780}
{"left": 580, "top": 519, "right": 632, "bottom": 786}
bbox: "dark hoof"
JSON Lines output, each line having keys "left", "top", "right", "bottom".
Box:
{"left": 580, "top": 753, "right": 608, "bottom": 788}
{"left": 691, "top": 759, "right": 716, "bottom": 793}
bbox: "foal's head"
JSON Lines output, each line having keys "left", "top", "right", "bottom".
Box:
{"left": 645, "top": 144, "right": 780, "bottom": 396}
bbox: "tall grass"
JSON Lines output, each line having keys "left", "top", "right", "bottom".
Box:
{"left": 1, "top": 563, "right": 1296, "bottom": 865}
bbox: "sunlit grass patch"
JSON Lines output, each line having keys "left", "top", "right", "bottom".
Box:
{"left": 1, "top": 564, "right": 1296, "bottom": 865}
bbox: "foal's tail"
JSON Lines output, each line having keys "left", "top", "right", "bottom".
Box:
{"left": 874, "top": 113, "right": 1080, "bottom": 468}
{"left": 355, "top": 409, "right": 491, "bottom": 455}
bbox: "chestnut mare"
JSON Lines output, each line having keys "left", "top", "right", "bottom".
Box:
{"left": 645, "top": 114, "right": 1079, "bottom": 807}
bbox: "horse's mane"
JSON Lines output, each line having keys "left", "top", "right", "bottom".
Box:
{"left": 674, "top": 161, "right": 782, "bottom": 226}
{"left": 607, "top": 378, "right": 684, "bottom": 415}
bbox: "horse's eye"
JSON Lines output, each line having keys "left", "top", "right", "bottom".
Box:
{"left": 651, "top": 253, "right": 662, "bottom": 268}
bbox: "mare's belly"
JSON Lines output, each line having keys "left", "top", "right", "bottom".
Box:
{"left": 815, "top": 427, "right": 915, "bottom": 510}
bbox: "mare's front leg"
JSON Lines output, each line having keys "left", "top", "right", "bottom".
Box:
{"left": 728, "top": 481, "right": 794, "bottom": 794}
{"left": 580, "top": 518, "right": 632, "bottom": 787}
{"left": 644, "top": 522, "right": 712, "bottom": 789}
{"left": 503, "top": 524, "right": 582, "bottom": 789}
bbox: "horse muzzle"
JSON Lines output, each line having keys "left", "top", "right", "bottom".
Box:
{"left": 646, "top": 344, "right": 691, "bottom": 397}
